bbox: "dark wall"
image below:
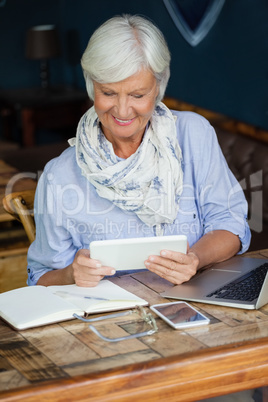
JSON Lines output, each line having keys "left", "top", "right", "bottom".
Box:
{"left": 0, "top": 0, "right": 267, "bottom": 130}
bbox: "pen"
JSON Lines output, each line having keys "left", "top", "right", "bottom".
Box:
{"left": 54, "top": 291, "right": 108, "bottom": 301}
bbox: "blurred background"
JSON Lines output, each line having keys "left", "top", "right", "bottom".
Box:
{"left": 0, "top": 0, "right": 267, "bottom": 140}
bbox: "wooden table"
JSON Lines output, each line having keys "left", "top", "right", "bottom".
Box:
{"left": 0, "top": 87, "right": 89, "bottom": 147}
{"left": 0, "top": 249, "right": 268, "bottom": 401}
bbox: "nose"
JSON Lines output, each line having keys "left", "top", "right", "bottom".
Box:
{"left": 115, "top": 95, "right": 131, "bottom": 118}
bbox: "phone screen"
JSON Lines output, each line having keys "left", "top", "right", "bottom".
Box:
{"left": 151, "top": 302, "right": 209, "bottom": 328}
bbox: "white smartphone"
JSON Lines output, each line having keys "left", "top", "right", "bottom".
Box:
{"left": 150, "top": 302, "right": 210, "bottom": 329}
{"left": 89, "top": 235, "right": 187, "bottom": 271}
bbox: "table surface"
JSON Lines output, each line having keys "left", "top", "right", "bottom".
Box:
{"left": 0, "top": 86, "right": 88, "bottom": 108}
{"left": 0, "top": 87, "right": 90, "bottom": 146}
{"left": 0, "top": 249, "right": 268, "bottom": 402}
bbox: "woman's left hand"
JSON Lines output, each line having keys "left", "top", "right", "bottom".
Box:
{"left": 145, "top": 249, "right": 199, "bottom": 284}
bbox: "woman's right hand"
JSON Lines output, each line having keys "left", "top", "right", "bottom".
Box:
{"left": 70, "top": 248, "right": 116, "bottom": 287}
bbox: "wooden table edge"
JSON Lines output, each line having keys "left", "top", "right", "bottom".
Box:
{"left": 1, "top": 336, "right": 268, "bottom": 402}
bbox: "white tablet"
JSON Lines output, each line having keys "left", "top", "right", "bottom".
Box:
{"left": 89, "top": 235, "right": 187, "bottom": 271}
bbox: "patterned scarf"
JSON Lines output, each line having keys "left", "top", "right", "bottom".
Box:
{"left": 68, "top": 102, "right": 183, "bottom": 235}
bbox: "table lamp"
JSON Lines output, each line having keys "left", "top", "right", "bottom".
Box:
{"left": 25, "top": 25, "right": 60, "bottom": 89}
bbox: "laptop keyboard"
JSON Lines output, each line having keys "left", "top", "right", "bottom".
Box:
{"left": 206, "top": 262, "right": 268, "bottom": 302}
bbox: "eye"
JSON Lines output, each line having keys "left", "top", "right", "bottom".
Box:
{"left": 103, "top": 92, "right": 115, "bottom": 97}
{"left": 132, "top": 94, "right": 144, "bottom": 99}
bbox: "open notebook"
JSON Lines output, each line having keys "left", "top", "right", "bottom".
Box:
{"left": 161, "top": 256, "right": 268, "bottom": 309}
{"left": 0, "top": 280, "right": 148, "bottom": 330}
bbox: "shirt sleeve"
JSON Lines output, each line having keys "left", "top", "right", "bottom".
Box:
{"left": 193, "top": 120, "right": 251, "bottom": 253}
{"left": 27, "top": 162, "right": 78, "bottom": 286}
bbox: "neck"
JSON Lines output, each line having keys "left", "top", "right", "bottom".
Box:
{"left": 113, "top": 140, "right": 141, "bottom": 159}
{"left": 101, "top": 127, "right": 145, "bottom": 158}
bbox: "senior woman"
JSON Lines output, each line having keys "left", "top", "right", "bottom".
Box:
{"left": 27, "top": 14, "right": 251, "bottom": 288}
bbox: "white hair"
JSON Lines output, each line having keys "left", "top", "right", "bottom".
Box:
{"left": 81, "top": 14, "right": 171, "bottom": 103}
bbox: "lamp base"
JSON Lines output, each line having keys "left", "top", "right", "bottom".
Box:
{"left": 39, "top": 59, "right": 49, "bottom": 89}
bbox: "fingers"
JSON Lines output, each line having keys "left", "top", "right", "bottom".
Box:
{"left": 76, "top": 249, "right": 115, "bottom": 274}
{"left": 75, "top": 276, "right": 104, "bottom": 287}
{"left": 145, "top": 250, "right": 199, "bottom": 285}
{"left": 72, "top": 249, "right": 116, "bottom": 287}
{"left": 73, "top": 263, "right": 116, "bottom": 287}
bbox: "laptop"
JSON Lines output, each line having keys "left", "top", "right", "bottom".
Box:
{"left": 161, "top": 256, "right": 268, "bottom": 309}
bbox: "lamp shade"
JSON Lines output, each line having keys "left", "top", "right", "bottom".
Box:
{"left": 26, "top": 25, "right": 60, "bottom": 60}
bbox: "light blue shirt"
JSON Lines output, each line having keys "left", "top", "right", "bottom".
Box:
{"left": 27, "top": 111, "right": 251, "bottom": 285}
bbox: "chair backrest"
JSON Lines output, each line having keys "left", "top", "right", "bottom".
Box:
{"left": 2, "top": 189, "right": 36, "bottom": 244}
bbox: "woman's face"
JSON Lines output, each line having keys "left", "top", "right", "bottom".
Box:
{"left": 93, "top": 69, "right": 159, "bottom": 150}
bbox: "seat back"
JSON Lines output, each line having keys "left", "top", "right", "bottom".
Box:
{"left": 2, "top": 189, "right": 36, "bottom": 244}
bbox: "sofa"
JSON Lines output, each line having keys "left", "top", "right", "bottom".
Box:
{"left": 163, "top": 97, "right": 268, "bottom": 252}
{"left": 1, "top": 98, "right": 267, "bottom": 252}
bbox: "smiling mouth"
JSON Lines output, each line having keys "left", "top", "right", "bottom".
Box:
{"left": 113, "top": 116, "right": 135, "bottom": 125}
